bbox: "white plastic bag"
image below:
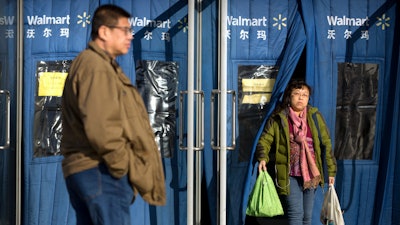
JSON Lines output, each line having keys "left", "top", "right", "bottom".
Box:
{"left": 320, "top": 185, "right": 345, "bottom": 225}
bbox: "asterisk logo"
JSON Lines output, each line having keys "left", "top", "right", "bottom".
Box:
{"left": 178, "top": 16, "right": 188, "bottom": 33}
{"left": 376, "top": 14, "right": 390, "bottom": 30}
{"left": 273, "top": 14, "right": 287, "bottom": 30}
{"left": 77, "top": 11, "right": 91, "bottom": 28}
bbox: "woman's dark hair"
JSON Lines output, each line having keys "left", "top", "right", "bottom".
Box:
{"left": 275, "top": 79, "right": 312, "bottom": 113}
{"left": 91, "top": 4, "right": 131, "bottom": 40}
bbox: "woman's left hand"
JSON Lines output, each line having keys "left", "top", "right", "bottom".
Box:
{"left": 329, "top": 177, "right": 335, "bottom": 186}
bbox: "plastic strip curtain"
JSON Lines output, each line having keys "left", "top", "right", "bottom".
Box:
{"left": 34, "top": 60, "right": 71, "bottom": 157}
{"left": 136, "top": 60, "right": 179, "bottom": 158}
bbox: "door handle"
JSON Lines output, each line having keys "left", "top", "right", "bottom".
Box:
{"left": 210, "top": 90, "right": 236, "bottom": 150}
{"left": 179, "top": 90, "right": 204, "bottom": 151}
{"left": 0, "top": 89, "right": 10, "bottom": 150}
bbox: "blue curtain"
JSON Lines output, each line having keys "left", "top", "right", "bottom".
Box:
{"left": 242, "top": 0, "right": 399, "bottom": 225}
{"left": 300, "top": 0, "right": 399, "bottom": 224}
{"left": 240, "top": 2, "right": 307, "bottom": 224}
{"left": 373, "top": 2, "right": 400, "bottom": 224}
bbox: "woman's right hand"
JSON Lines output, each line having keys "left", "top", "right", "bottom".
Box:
{"left": 258, "top": 160, "right": 267, "bottom": 173}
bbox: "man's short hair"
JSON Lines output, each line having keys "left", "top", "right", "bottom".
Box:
{"left": 91, "top": 4, "right": 131, "bottom": 40}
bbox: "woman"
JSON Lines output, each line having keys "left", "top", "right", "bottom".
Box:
{"left": 256, "top": 79, "right": 337, "bottom": 225}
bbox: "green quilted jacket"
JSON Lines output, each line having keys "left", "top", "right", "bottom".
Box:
{"left": 256, "top": 106, "right": 337, "bottom": 195}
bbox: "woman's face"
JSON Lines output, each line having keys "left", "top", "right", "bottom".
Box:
{"left": 289, "top": 86, "right": 310, "bottom": 112}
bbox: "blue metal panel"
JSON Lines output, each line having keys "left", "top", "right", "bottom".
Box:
{"left": 23, "top": 1, "right": 98, "bottom": 224}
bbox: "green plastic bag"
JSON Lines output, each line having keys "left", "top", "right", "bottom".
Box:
{"left": 246, "top": 171, "right": 284, "bottom": 217}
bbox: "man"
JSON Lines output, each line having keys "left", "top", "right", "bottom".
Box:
{"left": 61, "top": 4, "right": 166, "bottom": 225}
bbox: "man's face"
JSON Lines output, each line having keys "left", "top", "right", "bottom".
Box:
{"left": 104, "top": 17, "right": 133, "bottom": 58}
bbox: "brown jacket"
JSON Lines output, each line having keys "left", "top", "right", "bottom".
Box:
{"left": 61, "top": 41, "right": 166, "bottom": 205}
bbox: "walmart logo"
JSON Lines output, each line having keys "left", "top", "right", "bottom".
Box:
{"left": 77, "top": 11, "right": 91, "bottom": 28}
{"left": 178, "top": 16, "right": 188, "bottom": 33}
{"left": 376, "top": 13, "right": 390, "bottom": 30}
{"left": 273, "top": 14, "right": 287, "bottom": 30}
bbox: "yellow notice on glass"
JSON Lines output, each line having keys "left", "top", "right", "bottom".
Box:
{"left": 38, "top": 72, "right": 68, "bottom": 97}
{"left": 242, "top": 93, "right": 272, "bottom": 105}
{"left": 242, "top": 78, "right": 275, "bottom": 92}
{"left": 241, "top": 78, "right": 275, "bottom": 104}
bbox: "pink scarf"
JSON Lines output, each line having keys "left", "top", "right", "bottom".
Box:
{"left": 288, "top": 107, "right": 321, "bottom": 189}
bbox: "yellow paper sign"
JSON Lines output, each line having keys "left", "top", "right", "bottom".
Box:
{"left": 242, "top": 93, "right": 272, "bottom": 104}
{"left": 38, "top": 72, "right": 68, "bottom": 97}
{"left": 242, "top": 78, "right": 275, "bottom": 92}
